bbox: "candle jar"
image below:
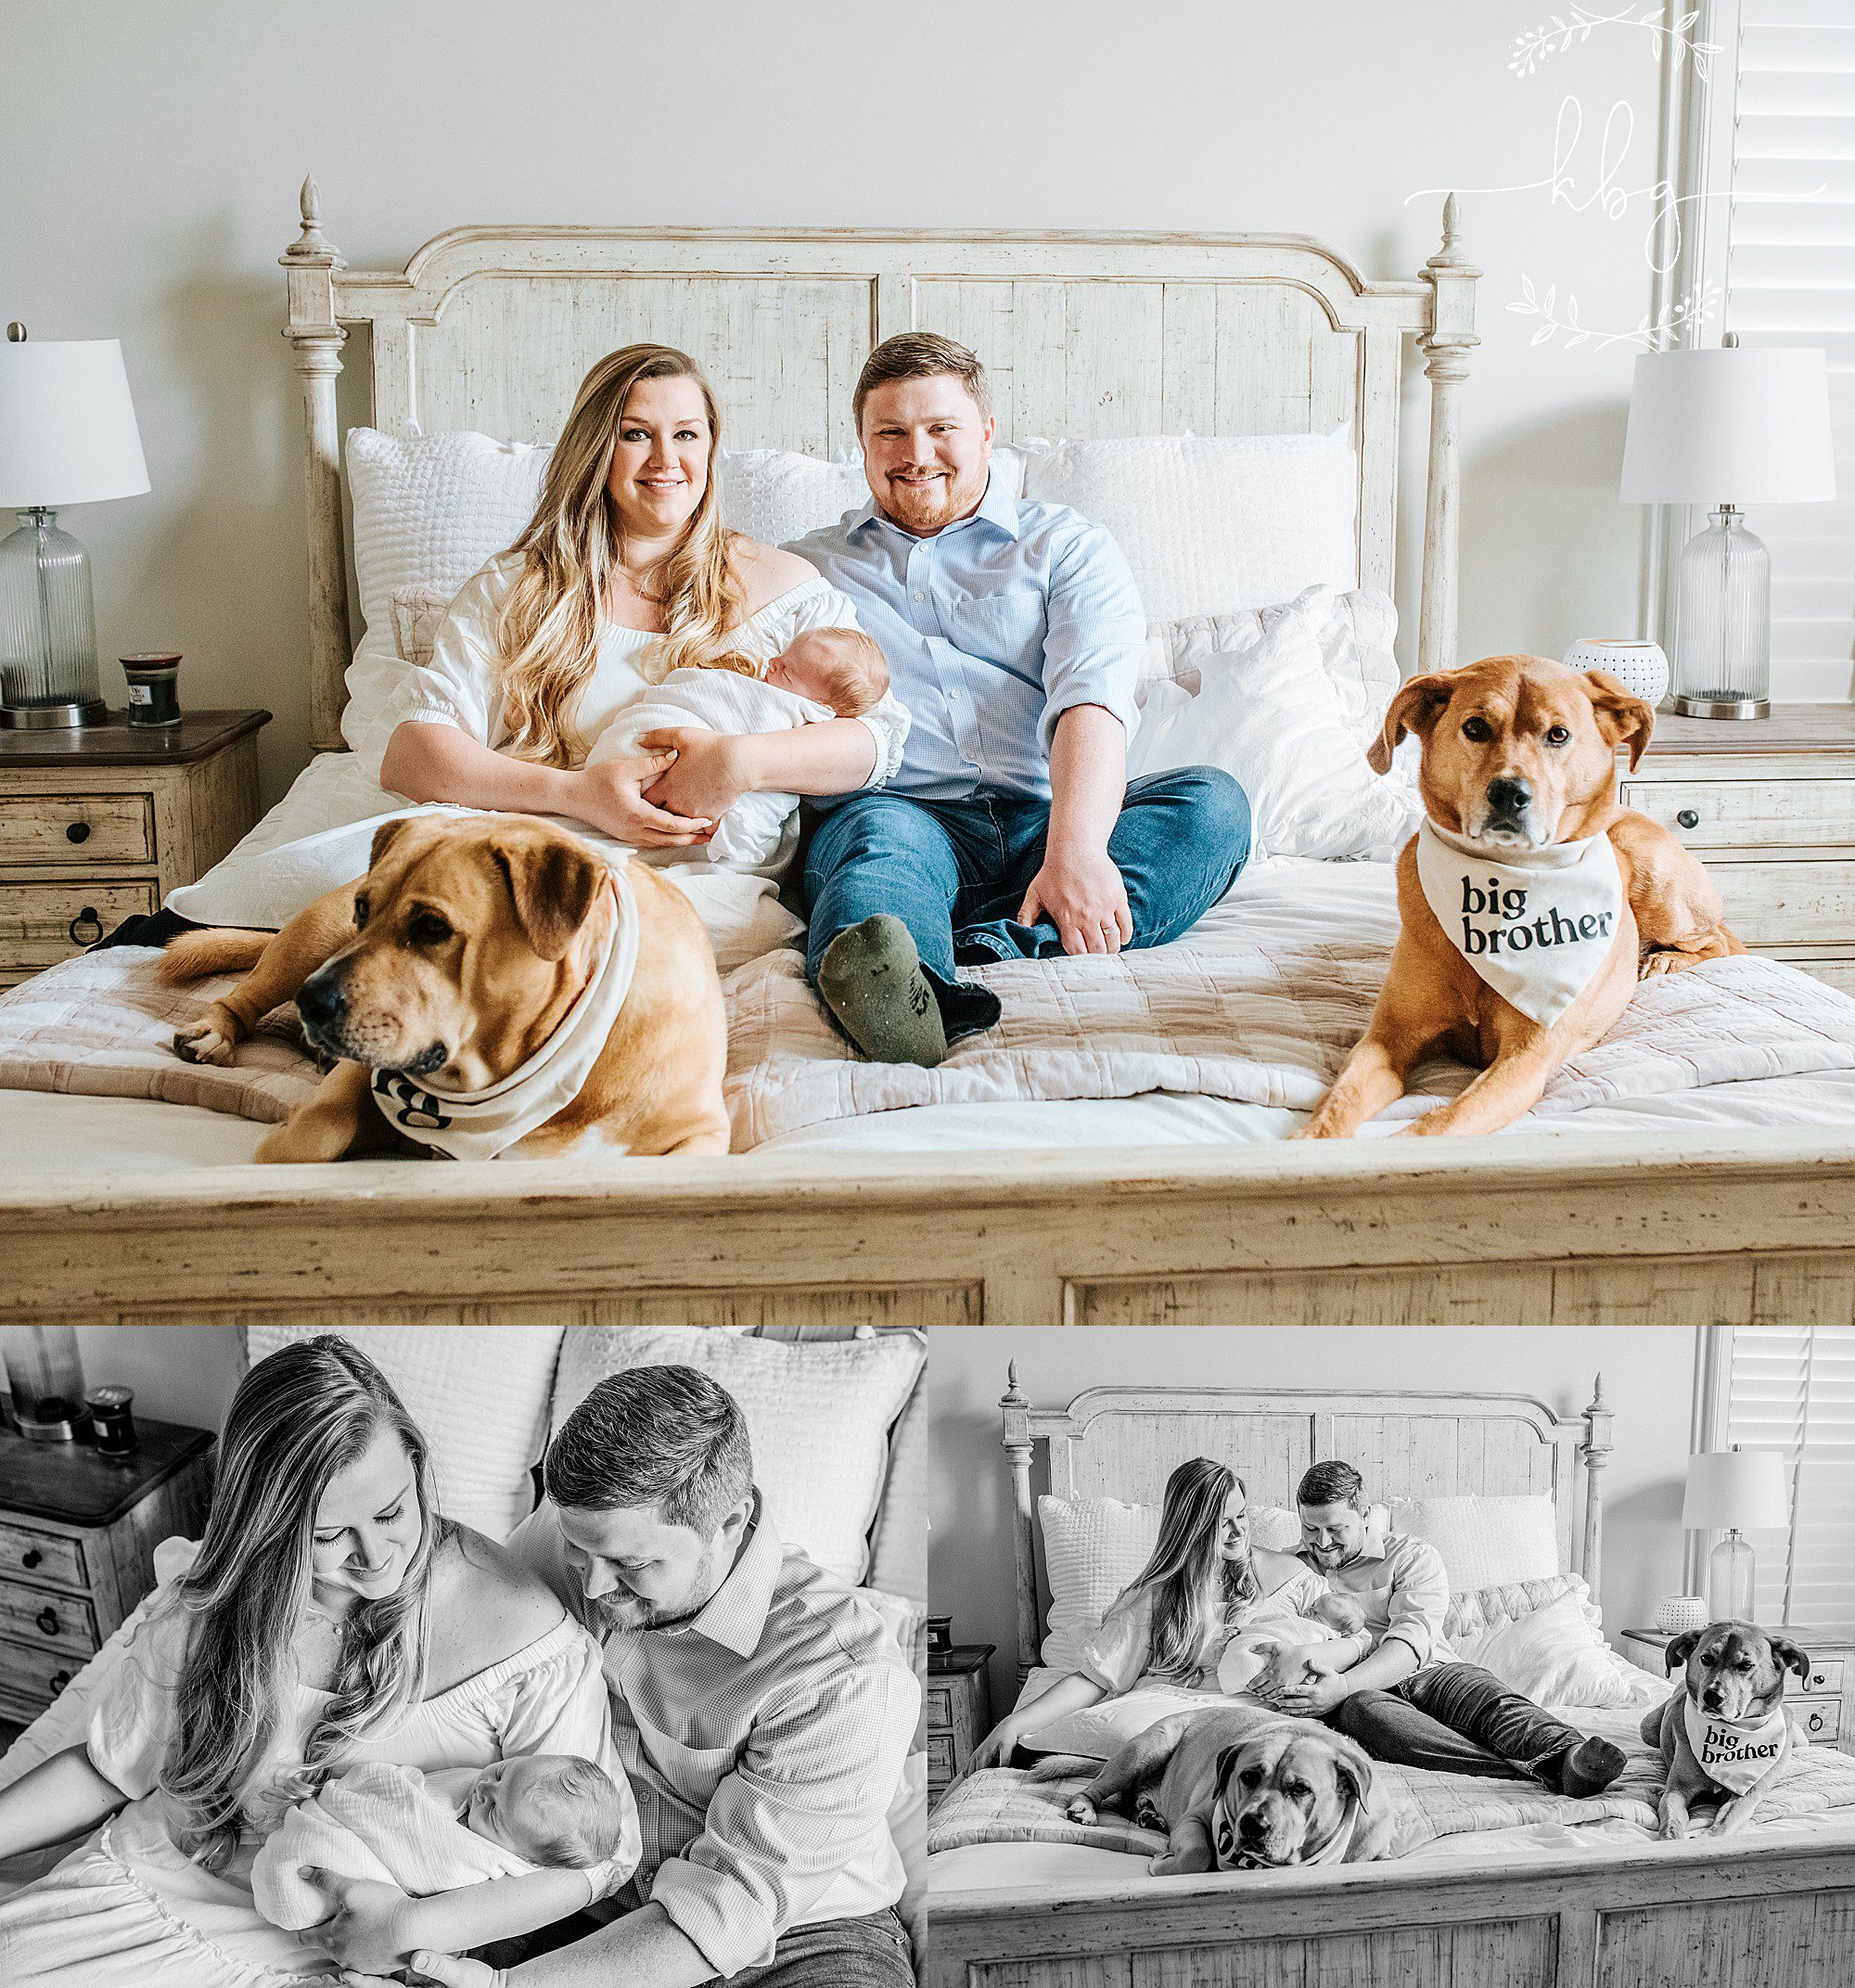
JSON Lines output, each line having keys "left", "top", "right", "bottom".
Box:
{"left": 121, "top": 650, "right": 182, "bottom": 726}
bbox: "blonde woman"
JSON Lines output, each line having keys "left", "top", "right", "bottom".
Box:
{"left": 0, "top": 1337, "right": 623, "bottom": 1985}
{"left": 970, "top": 1457, "right": 1337, "bottom": 1770}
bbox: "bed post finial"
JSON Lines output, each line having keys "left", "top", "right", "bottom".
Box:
{"left": 1001, "top": 1366, "right": 1039, "bottom": 1686}
{"left": 1417, "top": 194, "right": 1480, "bottom": 676}
{"left": 280, "top": 176, "right": 351, "bottom": 754}
{"left": 1580, "top": 1373, "right": 1615, "bottom": 1599}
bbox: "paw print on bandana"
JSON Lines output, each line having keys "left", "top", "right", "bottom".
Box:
{"left": 374, "top": 1073, "right": 454, "bottom": 1132}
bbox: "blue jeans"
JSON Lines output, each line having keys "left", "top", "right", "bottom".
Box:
{"left": 801, "top": 767, "right": 1252, "bottom": 1040}
{"left": 1327, "top": 1661, "right": 1591, "bottom": 1786}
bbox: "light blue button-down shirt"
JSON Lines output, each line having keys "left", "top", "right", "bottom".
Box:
{"left": 787, "top": 471, "right": 1145, "bottom": 803}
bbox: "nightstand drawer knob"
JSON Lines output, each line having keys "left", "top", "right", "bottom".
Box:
{"left": 1677, "top": 809, "right": 1700, "bottom": 830}
{"left": 49, "top": 1668, "right": 71, "bottom": 1696}
{"left": 19, "top": 1547, "right": 41, "bottom": 1569}
{"left": 35, "top": 1605, "right": 59, "bottom": 1636}
{"left": 64, "top": 820, "right": 91, "bottom": 844}
{"left": 68, "top": 907, "right": 102, "bottom": 945}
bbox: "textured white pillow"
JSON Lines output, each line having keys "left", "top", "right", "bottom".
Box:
{"left": 241, "top": 1324, "right": 565, "bottom": 1541}
{"left": 1391, "top": 1493, "right": 1564, "bottom": 1593}
{"left": 1456, "top": 1590, "right": 1658, "bottom": 1709}
{"left": 1126, "top": 589, "right": 1420, "bottom": 860}
{"left": 1023, "top": 428, "right": 1359, "bottom": 622}
{"left": 548, "top": 1326, "right": 924, "bottom": 1585}
{"left": 1037, "top": 1494, "right": 1305, "bottom": 1675}
{"left": 1445, "top": 1571, "right": 1595, "bottom": 1644}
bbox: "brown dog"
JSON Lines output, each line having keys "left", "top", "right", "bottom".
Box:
{"left": 160, "top": 814, "right": 729, "bottom": 1162}
{"left": 1302, "top": 654, "right": 1742, "bottom": 1138}
{"left": 1060, "top": 1706, "right": 1392, "bottom": 1874}
{"left": 1641, "top": 1620, "right": 1810, "bottom": 1839}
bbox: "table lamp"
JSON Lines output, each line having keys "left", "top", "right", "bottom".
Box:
{"left": 1620, "top": 336, "right": 1835, "bottom": 719}
{"left": 0, "top": 325, "right": 151, "bottom": 727}
{"left": 1682, "top": 1447, "right": 1790, "bottom": 1621}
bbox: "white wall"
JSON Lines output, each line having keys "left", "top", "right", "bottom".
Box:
{"left": 929, "top": 1325, "right": 1695, "bottom": 1714}
{"left": 3, "top": 0, "right": 1705, "bottom": 805}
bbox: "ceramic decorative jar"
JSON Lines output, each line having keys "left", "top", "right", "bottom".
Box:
{"left": 1654, "top": 1593, "right": 1709, "bottom": 1634}
{"left": 1563, "top": 637, "right": 1672, "bottom": 709}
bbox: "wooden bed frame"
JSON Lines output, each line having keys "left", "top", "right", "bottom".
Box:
{"left": 7, "top": 186, "right": 1855, "bottom": 1331}
{"left": 927, "top": 1375, "right": 1855, "bottom": 1988}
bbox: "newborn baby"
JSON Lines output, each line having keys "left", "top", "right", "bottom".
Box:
{"left": 253, "top": 1753, "right": 638, "bottom": 1934}
{"left": 589, "top": 626, "right": 908, "bottom": 872}
{"left": 1216, "top": 1591, "right": 1368, "bottom": 1696}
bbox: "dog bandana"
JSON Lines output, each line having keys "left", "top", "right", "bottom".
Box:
{"left": 1415, "top": 819, "right": 1625, "bottom": 1027}
{"left": 370, "top": 864, "right": 639, "bottom": 1161}
{"left": 1215, "top": 1796, "right": 1357, "bottom": 1870}
{"left": 1683, "top": 1699, "right": 1790, "bottom": 1793}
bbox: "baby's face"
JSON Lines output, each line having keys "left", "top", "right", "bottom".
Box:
{"left": 764, "top": 635, "right": 834, "bottom": 702}
{"left": 465, "top": 1755, "right": 553, "bottom": 1858}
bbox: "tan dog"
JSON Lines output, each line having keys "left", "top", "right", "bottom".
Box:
{"left": 1641, "top": 1620, "right": 1810, "bottom": 1840}
{"left": 160, "top": 814, "right": 729, "bottom": 1162}
{"left": 1060, "top": 1706, "right": 1392, "bottom": 1875}
{"left": 1302, "top": 654, "right": 1742, "bottom": 1138}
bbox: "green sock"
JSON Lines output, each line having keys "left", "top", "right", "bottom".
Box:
{"left": 818, "top": 916, "right": 949, "bottom": 1068}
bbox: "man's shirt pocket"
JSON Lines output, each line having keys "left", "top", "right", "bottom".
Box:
{"left": 945, "top": 589, "right": 1047, "bottom": 680}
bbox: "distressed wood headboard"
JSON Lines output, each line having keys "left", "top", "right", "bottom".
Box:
{"left": 1000, "top": 1370, "right": 1612, "bottom": 1681}
{"left": 281, "top": 182, "right": 1478, "bottom": 753}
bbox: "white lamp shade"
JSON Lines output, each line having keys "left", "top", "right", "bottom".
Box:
{"left": 1620, "top": 346, "right": 1835, "bottom": 507}
{"left": 0, "top": 340, "right": 150, "bottom": 508}
{"left": 1682, "top": 1449, "right": 1791, "bottom": 1533}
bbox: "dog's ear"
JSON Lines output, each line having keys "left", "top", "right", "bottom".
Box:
{"left": 1369, "top": 671, "right": 1458, "bottom": 775}
{"left": 368, "top": 815, "right": 418, "bottom": 873}
{"left": 1665, "top": 1630, "right": 1703, "bottom": 1674}
{"left": 1582, "top": 668, "right": 1656, "bottom": 772}
{"left": 491, "top": 831, "right": 607, "bottom": 962}
{"left": 1769, "top": 1635, "right": 1813, "bottom": 1685}
{"left": 1325, "top": 1733, "right": 1375, "bottom": 1811}
{"left": 1212, "top": 1743, "right": 1249, "bottom": 1797}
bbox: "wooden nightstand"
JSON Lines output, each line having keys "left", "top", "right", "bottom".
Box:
{"left": 0, "top": 1407, "right": 214, "bottom": 1727}
{"left": 928, "top": 1642, "right": 994, "bottom": 1810}
{"left": 0, "top": 709, "right": 270, "bottom": 989}
{"left": 1619, "top": 1625, "right": 1855, "bottom": 1754}
{"left": 1623, "top": 706, "right": 1855, "bottom": 995}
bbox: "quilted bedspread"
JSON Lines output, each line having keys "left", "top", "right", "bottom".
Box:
{"left": 926, "top": 1707, "right": 1855, "bottom": 1863}
{"left": 5, "top": 862, "right": 1855, "bottom": 1151}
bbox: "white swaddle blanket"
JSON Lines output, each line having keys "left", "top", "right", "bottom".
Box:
{"left": 252, "top": 1762, "right": 546, "bottom": 1930}
{"left": 589, "top": 663, "right": 909, "bottom": 873}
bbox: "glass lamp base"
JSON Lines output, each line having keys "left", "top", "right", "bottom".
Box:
{"left": 1708, "top": 1533, "right": 1758, "bottom": 1622}
{"left": 0, "top": 697, "right": 108, "bottom": 729}
{"left": 1671, "top": 508, "right": 1772, "bottom": 720}
{"left": 1672, "top": 694, "right": 1770, "bottom": 721}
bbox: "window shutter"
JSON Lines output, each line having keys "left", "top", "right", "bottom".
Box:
{"left": 1723, "top": 1324, "right": 1855, "bottom": 1630}
{"left": 1728, "top": 0, "right": 1855, "bottom": 697}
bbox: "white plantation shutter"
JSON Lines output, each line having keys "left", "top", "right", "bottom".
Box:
{"left": 1726, "top": 0, "right": 1855, "bottom": 698}
{"left": 1722, "top": 1325, "right": 1855, "bottom": 1630}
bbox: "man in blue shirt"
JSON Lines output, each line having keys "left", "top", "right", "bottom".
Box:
{"left": 787, "top": 334, "right": 1250, "bottom": 1066}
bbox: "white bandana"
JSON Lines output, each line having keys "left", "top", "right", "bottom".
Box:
{"left": 1415, "top": 819, "right": 1625, "bottom": 1027}
{"left": 370, "top": 865, "right": 639, "bottom": 1161}
{"left": 1682, "top": 1699, "right": 1790, "bottom": 1792}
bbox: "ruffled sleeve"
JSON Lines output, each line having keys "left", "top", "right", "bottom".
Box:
{"left": 85, "top": 1601, "right": 190, "bottom": 1801}
{"left": 1075, "top": 1587, "right": 1156, "bottom": 1696}
{"left": 761, "top": 579, "right": 907, "bottom": 789}
{"left": 372, "top": 561, "right": 514, "bottom": 751}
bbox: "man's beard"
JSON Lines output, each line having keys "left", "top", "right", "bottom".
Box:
{"left": 880, "top": 463, "right": 985, "bottom": 533}
{"left": 595, "top": 1544, "right": 715, "bottom": 1632}
{"left": 1301, "top": 1542, "right": 1347, "bottom": 1571}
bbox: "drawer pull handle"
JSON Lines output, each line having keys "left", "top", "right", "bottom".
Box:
{"left": 20, "top": 1547, "right": 41, "bottom": 1569}
{"left": 69, "top": 907, "right": 102, "bottom": 946}
{"left": 48, "top": 1668, "right": 71, "bottom": 1696}
{"left": 35, "top": 1605, "right": 59, "bottom": 1636}
{"left": 65, "top": 820, "right": 91, "bottom": 844}
{"left": 1677, "top": 809, "right": 1700, "bottom": 830}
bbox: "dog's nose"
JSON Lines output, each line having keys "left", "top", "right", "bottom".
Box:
{"left": 296, "top": 972, "right": 346, "bottom": 1031}
{"left": 1238, "top": 1811, "right": 1266, "bottom": 1842}
{"left": 1702, "top": 1688, "right": 1724, "bottom": 1711}
{"left": 1486, "top": 776, "right": 1533, "bottom": 816}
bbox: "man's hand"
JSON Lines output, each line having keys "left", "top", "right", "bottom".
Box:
{"left": 1018, "top": 841, "right": 1132, "bottom": 956}
{"left": 340, "top": 1956, "right": 502, "bottom": 1988}
{"left": 1262, "top": 1648, "right": 1350, "bottom": 1718}
{"left": 300, "top": 1866, "right": 417, "bottom": 1975}
{"left": 637, "top": 726, "right": 755, "bottom": 823}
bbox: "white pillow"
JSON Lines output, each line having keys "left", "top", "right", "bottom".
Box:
{"left": 1445, "top": 1571, "right": 1594, "bottom": 1644}
{"left": 1022, "top": 1679, "right": 1209, "bottom": 1760}
{"left": 548, "top": 1326, "right": 924, "bottom": 1586}
{"left": 1022, "top": 428, "right": 1359, "bottom": 622}
{"left": 1125, "top": 588, "right": 1420, "bottom": 860}
{"left": 1390, "top": 1493, "right": 1563, "bottom": 1593}
{"left": 1037, "top": 1494, "right": 1329, "bottom": 1675}
{"left": 242, "top": 1323, "right": 565, "bottom": 1541}
{"left": 1456, "top": 1590, "right": 1659, "bottom": 1710}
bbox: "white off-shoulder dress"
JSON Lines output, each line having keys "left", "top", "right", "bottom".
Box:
{"left": 0, "top": 1602, "right": 620, "bottom": 1986}
{"left": 166, "top": 563, "right": 901, "bottom": 968}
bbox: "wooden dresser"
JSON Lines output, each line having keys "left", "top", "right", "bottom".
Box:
{"left": 0, "top": 709, "right": 269, "bottom": 989}
{"left": 1623, "top": 706, "right": 1855, "bottom": 996}
{"left": 0, "top": 1410, "right": 214, "bottom": 1728}
{"left": 1620, "top": 1625, "right": 1855, "bottom": 1754}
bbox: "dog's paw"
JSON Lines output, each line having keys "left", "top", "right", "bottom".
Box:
{"left": 173, "top": 1020, "right": 234, "bottom": 1066}
{"left": 1657, "top": 1814, "right": 1688, "bottom": 1841}
{"left": 1639, "top": 948, "right": 1695, "bottom": 980}
{"left": 1064, "top": 1796, "right": 1098, "bottom": 1826}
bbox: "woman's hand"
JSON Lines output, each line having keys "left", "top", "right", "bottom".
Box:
{"left": 636, "top": 727, "right": 756, "bottom": 823}
{"left": 299, "top": 1867, "right": 416, "bottom": 1974}
{"left": 970, "top": 1716, "right": 1023, "bottom": 1772}
{"left": 568, "top": 754, "right": 714, "bottom": 849}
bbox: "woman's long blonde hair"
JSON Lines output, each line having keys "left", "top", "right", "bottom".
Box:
{"left": 495, "top": 343, "right": 747, "bottom": 764}
{"left": 1121, "top": 1456, "right": 1260, "bottom": 1682}
{"left": 160, "top": 1335, "right": 443, "bottom": 1870}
